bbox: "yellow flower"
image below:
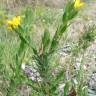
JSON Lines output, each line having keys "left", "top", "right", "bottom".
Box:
{"left": 74, "top": 0, "right": 85, "bottom": 9}
{"left": 6, "top": 16, "right": 21, "bottom": 30}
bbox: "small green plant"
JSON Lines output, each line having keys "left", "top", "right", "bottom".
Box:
{"left": 1, "top": 0, "right": 96, "bottom": 96}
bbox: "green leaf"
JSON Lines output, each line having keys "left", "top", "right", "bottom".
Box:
{"left": 64, "top": 80, "right": 70, "bottom": 96}
{"left": 62, "top": 1, "right": 78, "bottom": 22}
{"left": 18, "top": 41, "right": 26, "bottom": 56}
{"left": 42, "top": 29, "right": 50, "bottom": 52}
{"left": 56, "top": 70, "right": 65, "bottom": 82}
{"left": 81, "top": 86, "right": 88, "bottom": 96}
{"left": 51, "top": 70, "right": 65, "bottom": 92}
{"left": 50, "top": 24, "right": 67, "bottom": 52}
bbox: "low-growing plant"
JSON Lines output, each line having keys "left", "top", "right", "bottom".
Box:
{"left": 0, "top": 0, "right": 96, "bottom": 96}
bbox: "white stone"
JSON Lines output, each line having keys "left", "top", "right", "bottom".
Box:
{"left": 21, "top": 63, "right": 26, "bottom": 70}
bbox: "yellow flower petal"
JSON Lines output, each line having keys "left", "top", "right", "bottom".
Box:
{"left": 12, "top": 16, "right": 21, "bottom": 26}
{"left": 6, "top": 16, "right": 21, "bottom": 30}
{"left": 74, "top": 0, "right": 85, "bottom": 9}
{"left": 6, "top": 20, "right": 13, "bottom": 25}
